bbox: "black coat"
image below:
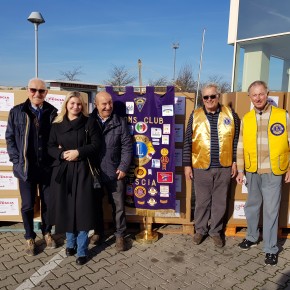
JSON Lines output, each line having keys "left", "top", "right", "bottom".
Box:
{"left": 5, "top": 99, "right": 57, "bottom": 181}
{"left": 91, "top": 109, "right": 133, "bottom": 182}
{"left": 47, "top": 114, "right": 101, "bottom": 233}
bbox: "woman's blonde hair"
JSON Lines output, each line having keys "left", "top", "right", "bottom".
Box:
{"left": 53, "top": 91, "right": 88, "bottom": 123}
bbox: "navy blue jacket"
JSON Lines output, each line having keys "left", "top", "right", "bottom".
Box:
{"left": 5, "top": 98, "right": 58, "bottom": 181}
{"left": 90, "top": 108, "right": 133, "bottom": 182}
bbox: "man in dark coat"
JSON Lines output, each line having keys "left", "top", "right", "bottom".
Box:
{"left": 5, "top": 78, "right": 58, "bottom": 256}
{"left": 90, "top": 91, "right": 132, "bottom": 251}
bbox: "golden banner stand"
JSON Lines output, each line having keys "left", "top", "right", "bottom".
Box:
{"left": 135, "top": 216, "right": 158, "bottom": 244}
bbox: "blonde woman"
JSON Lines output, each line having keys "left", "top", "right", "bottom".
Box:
{"left": 47, "top": 91, "right": 101, "bottom": 265}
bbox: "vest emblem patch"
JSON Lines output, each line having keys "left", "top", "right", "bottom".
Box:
{"left": 270, "top": 123, "right": 285, "bottom": 136}
{"left": 223, "top": 117, "right": 231, "bottom": 125}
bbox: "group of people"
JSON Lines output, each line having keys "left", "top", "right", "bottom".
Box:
{"left": 5, "top": 78, "right": 289, "bottom": 267}
{"left": 5, "top": 78, "right": 132, "bottom": 266}
{"left": 183, "top": 81, "right": 290, "bottom": 266}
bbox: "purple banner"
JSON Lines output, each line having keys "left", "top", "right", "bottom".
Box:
{"left": 106, "top": 86, "right": 176, "bottom": 215}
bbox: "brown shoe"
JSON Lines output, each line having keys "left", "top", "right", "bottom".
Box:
{"left": 211, "top": 235, "right": 224, "bottom": 248}
{"left": 193, "top": 233, "right": 203, "bottom": 245}
{"left": 115, "top": 236, "right": 125, "bottom": 252}
{"left": 44, "top": 233, "right": 56, "bottom": 249}
{"left": 25, "top": 238, "right": 36, "bottom": 256}
{"left": 89, "top": 234, "right": 104, "bottom": 245}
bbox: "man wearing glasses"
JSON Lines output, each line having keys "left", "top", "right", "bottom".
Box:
{"left": 183, "top": 83, "right": 239, "bottom": 247}
{"left": 236, "top": 80, "right": 290, "bottom": 266}
{"left": 6, "top": 78, "right": 58, "bottom": 256}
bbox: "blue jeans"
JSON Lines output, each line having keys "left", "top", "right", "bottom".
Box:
{"left": 245, "top": 172, "right": 282, "bottom": 254}
{"left": 66, "top": 231, "right": 88, "bottom": 257}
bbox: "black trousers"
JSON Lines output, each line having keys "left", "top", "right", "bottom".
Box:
{"left": 18, "top": 166, "right": 52, "bottom": 240}
{"left": 95, "top": 179, "right": 126, "bottom": 237}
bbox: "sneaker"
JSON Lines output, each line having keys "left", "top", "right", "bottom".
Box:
{"left": 193, "top": 233, "right": 203, "bottom": 245}
{"left": 116, "top": 237, "right": 125, "bottom": 252}
{"left": 211, "top": 235, "right": 224, "bottom": 248}
{"left": 238, "top": 239, "right": 258, "bottom": 250}
{"left": 25, "top": 239, "right": 36, "bottom": 256}
{"left": 265, "top": 253, "right": 278, "bottom": 266}
{"left": 89, "top": 234, "right": 104, "bottom": 246}
{"left": 44, "top": 233, "right": 56, "bottom": 249}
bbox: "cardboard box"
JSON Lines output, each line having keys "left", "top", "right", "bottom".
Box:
{"left": 279, "top": 202, "right": 290, "bottom": 227}
{"left": 0, "top": 193, "right": 40, "bottom": 222}
{"left": 0, "top": 171, "right": 19, "bottom": 194}
{"left": 281, "top": 181, "right": 290, "bottom": 202}
{"left": 284, "top": 92, "right": 290, "bottom": 111}
{"left": 220, "top": 92, "right": 236, "bottom": 109}
{"left": 230, "top": 179, "right": 248, "bottom": 201}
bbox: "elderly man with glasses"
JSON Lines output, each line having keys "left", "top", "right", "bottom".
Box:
{"left": 6, "top": 78, "right": 58, "bottom": 256}
{"left": 183, "top": 83, "right": 240, "bottom": 247}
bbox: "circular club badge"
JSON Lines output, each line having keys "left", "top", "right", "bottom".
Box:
{"left": 134, "top": 186, "right": 146, "bottom": 199}
{"left": 134, "top": 167, "right": 147, "bottom": 178}
{"left": 133, "top": 135, "right": 155, "bottom": 166}
{"left": 270, "top": 122, "right": 285, "bottom": 136}
{"left": 135, "top": 122, "right": 148, "bottom": 134}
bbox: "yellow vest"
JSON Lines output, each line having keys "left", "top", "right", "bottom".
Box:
{"left": 191, "top": 106, "right": 235, "bottom": 169}
{"left": 243, "top": 106, "right": 289, "bottom": 175}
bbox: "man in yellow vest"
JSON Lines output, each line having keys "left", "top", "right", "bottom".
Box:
{"left": 183, "top": 83, "right": 239, "bottom": 247}
{"left": 236, "top": 80, "right": 290, "bottom": 266}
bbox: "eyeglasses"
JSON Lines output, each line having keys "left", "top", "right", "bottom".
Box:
{"left": 203, "top": 94, "right": 218, "bottom": 100}
{"left": 29, "top": 88, "right": 46, "bottom": 94}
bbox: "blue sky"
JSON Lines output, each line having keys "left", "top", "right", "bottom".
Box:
{"left": 0, "top": 0, "right": 233, "bottom": 87}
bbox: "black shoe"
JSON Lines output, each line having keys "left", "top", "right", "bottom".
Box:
{"left": 65, "top": 248, "right": 76, "bottom": 256}
{"left": 265, "top": 253, "right": 278, "bottom": 266}
{"left": 238, "top": 239, "right": 258, "bottom": 250}
{"left": 76, "top": 256, "right": 87, "bottom": 265}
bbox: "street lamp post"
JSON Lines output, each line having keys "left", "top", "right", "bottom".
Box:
{"left": 27, "top": 12, "right": 45, "bottom": 78}
{"left": 172, "top": 42, "right": 179, "bottom": 82}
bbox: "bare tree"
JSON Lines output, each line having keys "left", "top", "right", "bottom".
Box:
{"left": 59, "top": 66, "right": 84, "bottom": 81}
{"left": 104, "top": 65, "right": 136, "bottom": 89}
{"left": 175, "top": 64, "right": 196, "bottom": 92}
{"left": 207, "top": 75, "right": 231, "bottom": 93}
{"left": 148, "top": 76, "right": 169, "bottom": 87}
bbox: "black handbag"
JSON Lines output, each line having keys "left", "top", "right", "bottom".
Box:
{"left": 87, "top": 158, "right": 102, "bottom": 189}
{"left": 85, "top": 126, "right": 102, "bottom": 189}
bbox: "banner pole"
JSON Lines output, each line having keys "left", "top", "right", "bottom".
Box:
{"left": 135, "top": 215, "right": 159, "bottom": 244}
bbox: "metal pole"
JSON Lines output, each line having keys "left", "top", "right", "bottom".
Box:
{"left": 138, "top": 59, "right": 142, "bottom": 92}
{"left": 195, "top": 28, "right": 206, "bottom": 109}
{"left": 34, "top": 23, "right": 39, "bottom": 78}
{"left": 231, "top": 41, "right": 237, "bottom": 92}
{"left": 172, "top": 43, "right": 179, "bottom": 82}
{"left": 173, "top": 48, "right": 176, "bottom": 81}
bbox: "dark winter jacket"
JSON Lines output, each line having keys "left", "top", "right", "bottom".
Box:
{"left": 47, "top": 114, "right": 101, "bottom": 233}
{"left": 90, "top": 108, "right": 132, "bottom": 182}
{"left": 5, "top": 99, "right": 58, "bottom": 181}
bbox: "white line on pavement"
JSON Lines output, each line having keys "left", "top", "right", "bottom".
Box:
{"left": 15, "top": 249, "right": 66, "bottom": 290}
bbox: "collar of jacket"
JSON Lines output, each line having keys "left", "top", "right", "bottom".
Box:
{"left": 59, "top": 114, "right": 88, "bottom": 133}
{"left": 91, "top": 108, "right": 120, "bottom": 128}
{"left": 22, "top": 98, "right": 57, "bottom": 115}
{"left": 202, "top": 103, "right": 221, "bottom": 115}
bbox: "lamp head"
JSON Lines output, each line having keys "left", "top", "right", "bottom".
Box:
{"left": 27, "top": 12, "right": 45, "bottom": 24}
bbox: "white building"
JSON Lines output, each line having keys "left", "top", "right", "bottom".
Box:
{"left": 228, "top": 0, "right": 290, "bottom": 91}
